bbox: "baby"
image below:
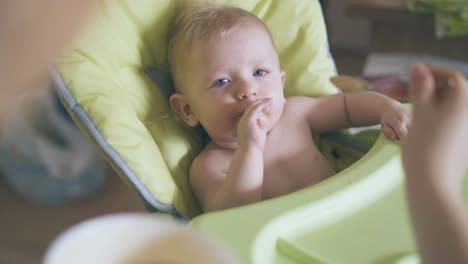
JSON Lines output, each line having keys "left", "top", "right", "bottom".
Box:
{"left": 167, "top": 4, "right": 411, "bottom": 212}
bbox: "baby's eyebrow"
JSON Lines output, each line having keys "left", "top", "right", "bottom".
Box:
{"left": 254, "top": 58, "right": 274, "bottom": 67}
{"left": 203, "top": 73, "right": 224, "bottom": 87}
{"left": 253, "top": 57, "right": 268, "bottom": 64}
{"left": 205, "top": 71, "right": 225, "bottom": 80}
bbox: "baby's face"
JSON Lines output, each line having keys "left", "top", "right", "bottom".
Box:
{"left": 180, "top": 22, "right": 285, "bottom": 148}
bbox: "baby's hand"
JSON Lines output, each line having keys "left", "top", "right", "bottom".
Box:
{"left": 381, "top": 103, "right": 411, "bottom": 141}
{"left": 236, "top": 98, "right": 271, "bottom": 151}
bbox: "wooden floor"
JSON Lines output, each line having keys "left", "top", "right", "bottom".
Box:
{"left": 0, "top": 49, "right": 366, "bottom": 264}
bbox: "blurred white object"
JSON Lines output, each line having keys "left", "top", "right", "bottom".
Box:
{"left": 43, "top": 213, "right": 240, "bottom": 264}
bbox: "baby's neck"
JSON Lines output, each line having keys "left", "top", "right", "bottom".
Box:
{"left": 208, "top": 140, "right": 238, "bottom": 151}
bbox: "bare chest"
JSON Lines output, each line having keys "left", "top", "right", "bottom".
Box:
{"left": 260, "top": 120, "right": 335, "bottom": 200}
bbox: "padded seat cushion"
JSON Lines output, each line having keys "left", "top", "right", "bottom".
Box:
{"left": 56, "top": 0, "right": 337, "bottom": 218}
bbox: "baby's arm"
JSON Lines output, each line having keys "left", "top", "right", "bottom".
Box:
{"left": 348, "top": 91, "right": 411, "bottom": 140}
{"left": 190, "top": 145, "right": 264, "bottom": 212}
{"left": 302, "top": 91, "right": 410, "bottom": 139}
{"left": 402, "top": 63, "right": 468, "bottom": 263}
{"left": 190, "top": 99, "right": 271, "bottom": 212}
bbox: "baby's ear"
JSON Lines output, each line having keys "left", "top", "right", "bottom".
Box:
{"left": 169, "top": 93, "right": 199, "bottom": 127}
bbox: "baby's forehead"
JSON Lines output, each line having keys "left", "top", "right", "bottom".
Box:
{"left": 169, "top": 16, "right": 277, "bottom": 88}
{"left": 181, "top": 17, "right": 269, "bottom": 46}
{"left": 193, "top": 23, "right": 273, "bottom": 50}
{"left": 175, "top": 26, "right": 279, "bottom": 74}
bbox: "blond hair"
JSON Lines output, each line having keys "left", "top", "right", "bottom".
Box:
{"left": 167, "top": 3, "right": 274, "bottom": 91}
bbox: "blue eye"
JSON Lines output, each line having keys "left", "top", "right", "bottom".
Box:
{"left": 214, "top": 79, "right": 229, "bottom": 86}
{"left": 254, "top": 69, "right": 267, "bottom": 76}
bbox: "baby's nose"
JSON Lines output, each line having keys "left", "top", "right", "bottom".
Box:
{"left": 236, "top": 83, "right": 258, "bottom": 101}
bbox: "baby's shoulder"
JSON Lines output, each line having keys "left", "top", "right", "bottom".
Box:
{"left": 285, "top": 96, "right": 320, "bottom": 107}
{"left": 190, "top": 144, "right": 231, "bottom": 176}
{"left": 189, "top": 144, "right": 231, "bottom": 195}
{"left": 283, "top": 96, "right": 319, "bottom": 115}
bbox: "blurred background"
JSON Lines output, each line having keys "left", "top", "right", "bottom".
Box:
{"left": 1, "top": 0, "right": 467, "bottom": 263}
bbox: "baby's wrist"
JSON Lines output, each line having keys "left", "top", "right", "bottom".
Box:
{"left": 236, "top": 142, "right": 264, "bottom": 155}
{"left": 386, "top": 98, "right": 404, "bottom": 111}
{"left": 380, "top": 100, "right": 405, "bottom": 120}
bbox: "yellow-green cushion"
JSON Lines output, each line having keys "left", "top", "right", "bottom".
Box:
{"left": 56, "top": 0, "right": 337, "bottom": 218}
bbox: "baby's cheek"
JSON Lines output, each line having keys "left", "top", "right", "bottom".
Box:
{"left": 267, "top": 97, "right": 285, "bottom": 122}
{"left": 275, "top": 97, "right": 286, "bottom": 112}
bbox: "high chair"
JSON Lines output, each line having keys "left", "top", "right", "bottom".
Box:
{"left": 52, "top": 0, "right": 431, "bottom": 263}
